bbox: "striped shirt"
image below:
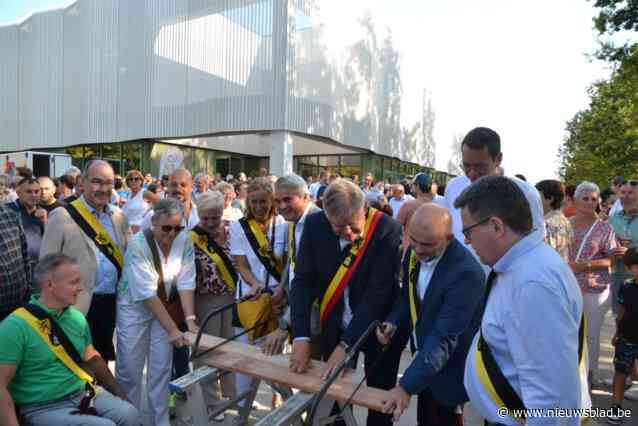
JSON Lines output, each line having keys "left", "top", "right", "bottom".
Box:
{"left": 0, "top": 205, "right": 31, "bottom": 311}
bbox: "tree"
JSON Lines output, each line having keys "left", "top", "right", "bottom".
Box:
{"left": 559, "top": 47, "right": 638, "bottom": 186}
{"left": 592, "top": 0, "right": 638, "bottom": 61}
{"left": 447, "top": 133, "right": 464, "bottom": 175}
{"left": 421, "top": 89, "right": 436, "bottom": 167}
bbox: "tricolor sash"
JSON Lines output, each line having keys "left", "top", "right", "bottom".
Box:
{"left": 189, "top": 227, "right": 238, "bottom": 292}
{"left": 13, "top": 304, "right": 99, "bottom": 414}
{"left": 407, "top": 250, "right": 421, "bottom": 328}
{"left": 320, "top": 208, "right": 383, "bottom": 327}
{"left": 474, "top": 285, "right": 587, "bottom": 422}
{"left": 239, "top": 218, "right": 283, "bottom": 283}
{"left": 65, "top": 199, "right": 123, "bottom": 278}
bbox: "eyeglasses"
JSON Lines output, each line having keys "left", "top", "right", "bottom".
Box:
{"left": 127, "top": 177, "right": 143, "bottom": 182}
{"left": 159, "top": 225, "right": 185, "bottom": 234}
{"left": 461, "top": 216, "right": 491, "bottom": 240}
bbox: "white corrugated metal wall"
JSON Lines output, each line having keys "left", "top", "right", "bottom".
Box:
{"left": 0, "top": 0, "right": 421, "bottom": 164}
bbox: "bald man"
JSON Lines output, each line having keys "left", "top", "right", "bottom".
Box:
{"left": 140, "top": 169, "right": 199, "bottom": 231}
{"left": 377, "top": 204, "right": 485, "bottom": 426}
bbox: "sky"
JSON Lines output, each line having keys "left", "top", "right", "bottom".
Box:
{"left": 0, "top": 0, "right": 612, "bottom": 183}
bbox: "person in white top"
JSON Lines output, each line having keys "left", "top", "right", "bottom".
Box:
{"left": 443, "top": 127, "right": 545, "bottom": 265}
{"left": 116, "top": 198, "right": 197, "bottom": 426}
{"left": 609, "top": 176, "right": 626, "bottom": 217}
{"left": 458, "top": 177, "right": 588, "bottom": 426}
{"left": 229, "top": 177, "right": 287, "bottom": 403}
{"left": 215, "top": 181, "right": 244, "bottom": 224}
{"left": 121, "top": 170, "right": 158, "bottom": 233}
{"left": 387, "top": 183, "right": 414, "bottom": 219}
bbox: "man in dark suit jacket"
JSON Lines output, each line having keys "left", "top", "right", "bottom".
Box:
{"left": 378, "top": 204, "right": 485, "bottom": 425}
{"left": 290, "top": 179, "right": 404, "bottom": 426}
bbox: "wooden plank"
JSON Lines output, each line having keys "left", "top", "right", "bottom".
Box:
{"left": 187, "top": 332, "right": 391, "bottom": 412}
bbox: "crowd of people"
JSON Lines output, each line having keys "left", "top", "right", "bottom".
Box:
{"left": 0, "top": 126, "right": 636, "bottom": 426}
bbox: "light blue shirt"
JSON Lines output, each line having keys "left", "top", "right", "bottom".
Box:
{"left": 80, "top": 196, "right": 121, "bottom": 295}
{"left": 464, "top": 232, "right": 589, "bottom": 425}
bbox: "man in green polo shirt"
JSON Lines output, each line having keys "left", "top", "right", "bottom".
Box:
{"left": 609, "top": 180, "right": 638, "bottom": 398}
{"left": 0, "top": 253, "right": 139, "bottom": 426}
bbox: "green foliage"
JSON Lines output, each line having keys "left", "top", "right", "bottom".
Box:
{"left": 559, "top": 46, "right": 638, "bottom": 186}
{"left": 593, "top": 0, "right": 638, "bottom": 60}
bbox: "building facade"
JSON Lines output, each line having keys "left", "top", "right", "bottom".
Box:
{"left": 0, "top": 0, "right": 451, "bottom": 183}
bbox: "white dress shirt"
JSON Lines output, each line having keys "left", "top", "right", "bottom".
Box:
{"left": 444, "top": 175, "right": 546, "bottom": 272}
{"left": 463, "top": 232, "right": 589, "bottom": 425}
{"left": 389, "top": 195, "right": 414, "bottom": 219}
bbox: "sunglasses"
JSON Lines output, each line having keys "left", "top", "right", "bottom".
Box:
{"left": 159, "top": 225, "right": 185, "bottom": 234}
{"left": 128, "top": 176, "right": 143, "bottom": 182}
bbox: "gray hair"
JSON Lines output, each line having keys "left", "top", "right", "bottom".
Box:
{"left": 324, "top": 180, "right": 365, "bottom": 221}
{"left": 275, "top": 174, "right": 308, "bottom": 196}
{"left": 196, "top": 190, "right": 225, "bottom": 213}
{"left": 194, "top": 172, "right": 208, "bottom": 183}
{"left": 214, "top": 182, "right": 235, "bottom": 194}
{"left": 152, "top": 198, "right": 184, "bottom": 222}
{"left": 574, "top": 181, "right": 600, "bottom": 201}
{"left": 83, "top": 160, "right": 113, "bottom": 178}
{"left": 34, "top": 254, "right": 78, "bottom": 288}
{"left": 171, "top": 168, "right": 193, "bottom": 181}
{"left": 64, "top": 166, "right": 82, "bottom": 177}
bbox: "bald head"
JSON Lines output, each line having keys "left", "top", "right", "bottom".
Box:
{"left": 408, "top": 204, "right": 453, "bottom": 261}
{"left": 169, "top": 169, "right": 193, "bottom": 204}
{"left": 37, "top": 176, "right": 56, "bottom": 204}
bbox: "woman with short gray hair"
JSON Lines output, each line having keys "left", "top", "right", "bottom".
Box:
{"left": 116, "top": 197, "right": 197, "bottom": 426}
{"left": 568, "top": 181, "right": 617, "bottom": 387}
{"left": 189, "top": 191, "right": 237, "bottom": 420}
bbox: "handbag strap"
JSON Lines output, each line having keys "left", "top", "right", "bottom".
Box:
{"left": 575, "top": 219, "right": 599, "bottom": 262}
{"left": 143, "top": 228, "right": 174, "bottom": 302}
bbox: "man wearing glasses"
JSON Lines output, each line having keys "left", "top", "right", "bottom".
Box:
{"left": 443, "top": 127, "right": 545, "bottom": 258}
{"left": 40, "top": 160, "right": 129, "bottom": 363}
{"left": 457, "top": 177, "right": 588, "bottom": 425}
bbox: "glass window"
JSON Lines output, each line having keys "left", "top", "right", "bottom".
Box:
{"left": 66, "top": 146, "right": 84, "bottom": 169}
{"left": 216, "top": 156, "right": 230, "bottom": 177}
{"left": 122, "top": 142, "right": 142, "bottom": 174}
{"left": 318, "top": 156, "right": 338, "bottom": 169}
{"left": 230, "top": 157, "right": 243, "bottom": 175}
{"left": 101, "top": 143, "right": 122, "bottom": 175}
{"left": 339, "top": 155, "right": 361, "bottom": 179}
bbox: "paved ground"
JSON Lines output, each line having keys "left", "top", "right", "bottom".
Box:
{"left": 155, "top": 310, "right": 636, "bottom": 425}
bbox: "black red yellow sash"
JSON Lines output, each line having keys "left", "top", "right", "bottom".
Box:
{"left": 189, "top": 227, "right": 238, "bottom": 292}
{"left": 239, "top": 218, "right": 283, "bottom": 282}
{"left": 13, "top": 305, "right": 98, "bottom": 410}
{"left": 407, "top": 250, "right": 421, "bottom": 328}
{"left": 65, "top": 199, "right": 123, "bottom": 278}
{"left": 320, "top": 208, "right": 383, "bottom": 327}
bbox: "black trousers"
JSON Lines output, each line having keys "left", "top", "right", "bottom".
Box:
{"left": 86, "top": 293, "right": 117, "bottom": 361}
{"left": 417, "top": 389, "right": 463, "bottom": 426}
{"left": 172, "top": 322, "right": 190, "bottom": 380}
{"left": 325, "top": 329, "right": 405, "bottom": 426}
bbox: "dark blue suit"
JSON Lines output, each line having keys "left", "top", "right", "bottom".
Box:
{"left": 387, "top": 239, "right": 485, "bottom": 416}
{"left": 291, "top": 210, "right": 404, "bottom": 426}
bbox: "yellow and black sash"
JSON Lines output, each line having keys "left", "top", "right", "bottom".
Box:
{"left": 474, "top": 272, "right": 587, "bottom": 422}
{"left": 189, "top": 227, "right": 238, "bottom": 292}
{"left": 239, "top": 218, "right": 283, "bottom": 283}
{"left": 320, "top": 208, "right": 383, "bottom": 327}
{"left": 14, "top": 304, "right": 98, "bottom": 414}
{"left": 407, "top": 250, "right": 422, "bottom": 329}
{"left": 288, "top": 222, "right": 297, "bottom": 273}
{"left": 65, "top": 199, "right": 123, "bottom": 278}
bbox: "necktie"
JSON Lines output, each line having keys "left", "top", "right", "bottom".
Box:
{"left": 482, "top": 270, "right": 498, "bottom": 316}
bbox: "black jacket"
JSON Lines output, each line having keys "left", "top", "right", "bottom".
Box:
{"left": 290, "top": 210, "right": 402, "bottom": 358}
